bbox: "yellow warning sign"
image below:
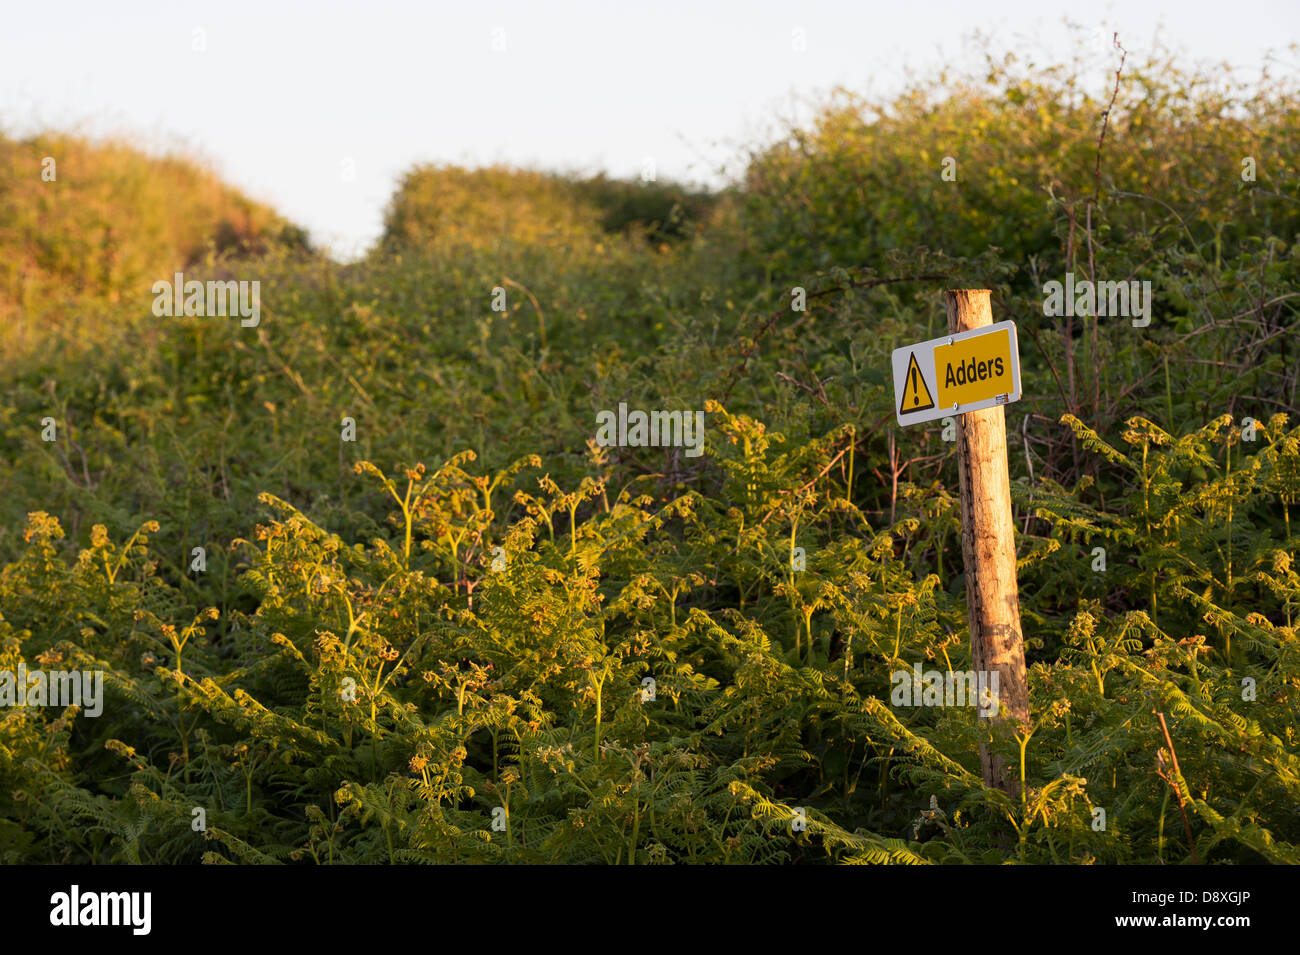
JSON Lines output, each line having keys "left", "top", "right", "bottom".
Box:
{"left": 898, "top": 351, "right": 935, "bottom": 415}
{"left": 892, "top": 321, "right": 1020, "bottom": 426}
{"left": 934, "top": 327, "right": 1015, "bottom": 408}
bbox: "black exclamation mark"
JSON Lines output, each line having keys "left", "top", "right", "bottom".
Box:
{"left": 911, "top": 365, "right": 918, "bottom": 405}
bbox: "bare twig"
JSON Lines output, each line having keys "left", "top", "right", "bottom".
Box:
{"left": 1093, "top": 33, "right": 1127, "bottom": 205}
{"left": 1154, "top": 710, "right": 1201, "bottom": 865}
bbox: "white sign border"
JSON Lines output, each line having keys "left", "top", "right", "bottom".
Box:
{"left": 891, "top": 320, "right": 1021, "bottom": 427}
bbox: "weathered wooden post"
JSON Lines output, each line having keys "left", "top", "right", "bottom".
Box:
{"left": 892, "top": 289, "right": 1030, "bottom": 793}
{"left": 944, "top": 289, "right": 1030, "bottom": 792}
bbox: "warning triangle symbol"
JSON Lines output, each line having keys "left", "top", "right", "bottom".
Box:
{"left": 899, "top": 351, "right": 936, "bottom": 415}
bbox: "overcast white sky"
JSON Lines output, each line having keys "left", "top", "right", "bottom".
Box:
{"left": 3, "top": 1, "right": 1297, "bottom": 259}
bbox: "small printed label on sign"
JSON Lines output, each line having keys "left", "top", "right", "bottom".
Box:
{"left": 891, "top": 321, "right": 1021, "bottom": 427}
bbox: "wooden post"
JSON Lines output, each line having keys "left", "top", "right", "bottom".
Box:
{"left": 945, "top": 289, "right": 1030, "bottom": 793}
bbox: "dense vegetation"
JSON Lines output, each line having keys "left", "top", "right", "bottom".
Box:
{"left": 1, "top": 36, "right": 1298, "bottom": 864}
{"left": 0, "top": 131, "right": 309, "bottom": 328}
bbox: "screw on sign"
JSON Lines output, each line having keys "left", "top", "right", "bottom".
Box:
{"left": 890, "top": 290, "right": 1029, "bottom": 793}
